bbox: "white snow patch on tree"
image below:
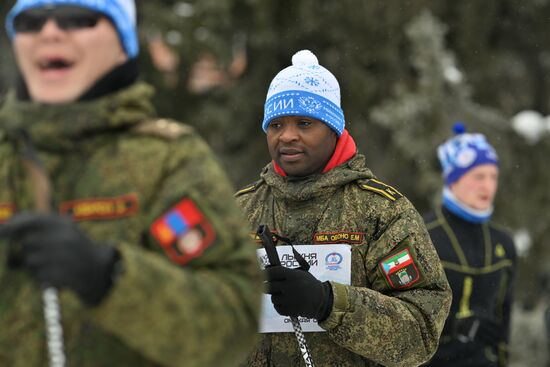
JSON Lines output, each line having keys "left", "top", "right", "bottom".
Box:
{"left": 512, "top": 110, "right": 549, "bottom": 144}
{"left": 514, "top": 228, "right": 532, "bottom": 257}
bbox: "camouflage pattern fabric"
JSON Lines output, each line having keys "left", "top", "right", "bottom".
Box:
{"left": 0, "top": 82, "right": 262, "bottom": 367}
{"left": 236, "top": 155, "right": 452, "bottom": 367}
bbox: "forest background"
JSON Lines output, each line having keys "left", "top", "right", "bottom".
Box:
{"left": 1, "top": 1, "right": 550, "bottom": 364}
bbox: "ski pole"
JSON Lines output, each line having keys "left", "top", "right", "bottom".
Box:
{"left": 258, "top": 225, "right": 315, "bottom": 367}
{"left": 42, "top": 286, "right": 66, "bottom": 367}
{"left": 17, "top": 129, "right": 66, "bottom": 367}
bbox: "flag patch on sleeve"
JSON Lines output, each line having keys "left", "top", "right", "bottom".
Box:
{"left": 150, "top": 198, "right": 216, "bottom": 265}
{"left": 379, "top": 248, "right": 421, "bottom": 289}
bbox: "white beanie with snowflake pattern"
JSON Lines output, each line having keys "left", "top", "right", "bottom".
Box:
{"left": 262, "top": 50, "right": 345, "bottom": 136}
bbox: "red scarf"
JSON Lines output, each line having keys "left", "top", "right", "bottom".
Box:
{"left": 273, "top": 129, "right": 357, "bottom": 177}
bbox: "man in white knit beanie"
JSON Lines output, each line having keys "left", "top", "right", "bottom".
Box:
{"left": 236, "top": 49, "right": 451, "bottom": 367}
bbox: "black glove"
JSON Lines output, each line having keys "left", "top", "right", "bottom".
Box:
{"left": 0, "top": 213, "right": 120, "bottom": 306}
{"left": 265, "top": 265, "right": 333, "bottom": 321}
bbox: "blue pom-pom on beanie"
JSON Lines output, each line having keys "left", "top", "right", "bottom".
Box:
{"left": 262, "top": 50, "right": 345, "bottom": 136}
{"left": 5, "top": 0, "right": 139, "bottom": 58}
{"left": 452, "top": 121, "right": 466, "bottom": 135}
{"left": 437, "top": 122, "right": 499, "bottom": 185}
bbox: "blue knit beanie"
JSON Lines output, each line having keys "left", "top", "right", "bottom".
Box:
{"left": 262, "top": 50, "right": 345, "bottom": 136}
{"left": 437, "top": 122, "right": 499, "bottom": 185}
{"left": 6, "top": 0, "right": 138, "bottom": 59}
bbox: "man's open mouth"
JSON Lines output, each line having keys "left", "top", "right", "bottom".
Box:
{"left": 38, "top": 58, "right": 74, "bottom": 71}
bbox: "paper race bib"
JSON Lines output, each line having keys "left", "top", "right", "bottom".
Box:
{"left": 257, "top": 244, "right": 351, "bottom": 333}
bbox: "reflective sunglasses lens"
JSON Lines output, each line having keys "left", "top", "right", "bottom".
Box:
{"left": 56, "top": 14, "right": 99, "bottom": 30}
{"left": 13, "top": 13, "right": 47, "bottom": 33}
{"left": 12, "top": 6, "right": 101, "bottom": 33}
{"left": 50, "top": 6, "right": 102, "bottom": 30}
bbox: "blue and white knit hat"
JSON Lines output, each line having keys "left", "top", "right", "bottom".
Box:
{"left": 262, "top": 50, "right": 345, "bottom": 136}
{"left": 5, "top": 0, "right": 138, "bottom": 59}
{"left": 437, "top": 122, "right": 499, "bottom": 185}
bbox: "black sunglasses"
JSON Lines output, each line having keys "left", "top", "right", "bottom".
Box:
{"left": 13, "top": 6, "right": 103, "bottom": 33}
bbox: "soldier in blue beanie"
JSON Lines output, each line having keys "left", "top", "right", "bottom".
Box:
{"left": 0, "top": 1, "right": 262, "bottom": 366}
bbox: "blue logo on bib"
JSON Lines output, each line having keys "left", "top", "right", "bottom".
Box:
{"left": 325, "top": 252, "right": 343, "bottom": 271}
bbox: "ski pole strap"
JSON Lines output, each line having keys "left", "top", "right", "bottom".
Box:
{"left": 288, "top": 243, "right": 310, "bottom": 271}
{"left": 256, "top": 225, "right": 310, "bottom": 270}
{"left": 257, "top": 225, "right": 280, "bottom": 267}
{"left": 271, "top": 232, "right": 310, "bottom": 271}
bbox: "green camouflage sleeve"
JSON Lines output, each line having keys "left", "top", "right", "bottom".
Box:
{"left": 320, "top": 197, "right": 451, "bottom": 367}
{"left": 90, "top": 131, "right": 263, "bottom": 367}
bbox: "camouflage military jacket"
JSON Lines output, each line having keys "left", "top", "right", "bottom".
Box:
{"left": 0, "top": 82, "right": 262, "bottom": 367}
{"left": 236, "top": 155, "right": 452, "bottom": 367}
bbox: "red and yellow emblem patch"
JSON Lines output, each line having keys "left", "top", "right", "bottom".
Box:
{"left": 379, "top": 248, "right": 422, "bottom": 289}
{"left": 150, "top": 198, "right": 216, "bottom": 265}
{"left": 59, "top": 194, "right": 139, "bottom": 221}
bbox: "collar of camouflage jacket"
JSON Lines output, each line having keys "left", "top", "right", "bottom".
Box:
{"left": 261, "top": 153, "right": 375, "bottom": 202}
{"left": 0, "top": 82, "right": 156, "bottom": 151}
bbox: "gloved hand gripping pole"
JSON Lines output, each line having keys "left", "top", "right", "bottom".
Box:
{"left": 257, "top": 225, "right": 315, "bottom": 367}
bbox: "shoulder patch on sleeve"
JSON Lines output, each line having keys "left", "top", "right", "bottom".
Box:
{"left": 358, "top": 179, "right": 403, "bottom": 202}
{"left": 150, "top": 198, "right": 216, "bottom": 265}
{"left": 378, "top": 246, "right": 424, "bottom": 290}
{"left": 132, "top": 118, "right": 193, "bottom": 140}
{"left": 235, "top": 180, "right": 263, "bottom": 197}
